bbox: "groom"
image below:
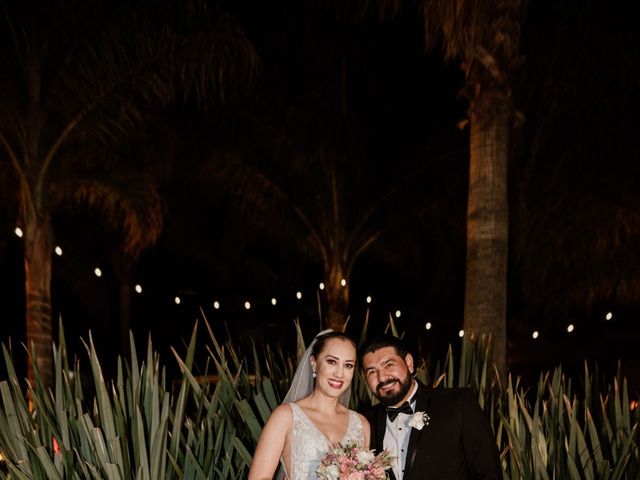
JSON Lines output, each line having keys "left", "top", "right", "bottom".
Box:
{"left": 360, "top": 335, "right": 502, "bottom": 480}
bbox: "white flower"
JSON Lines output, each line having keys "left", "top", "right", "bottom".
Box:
{"left": 356, "top": 449, "right": 375, "bottom": 465}
{"left": 323, "top": 464, "right": 340, "bottom": 480}
{"left": 408, "top": 411, "right": 430, "bottom": 430}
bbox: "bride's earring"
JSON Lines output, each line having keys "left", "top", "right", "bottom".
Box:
{"left": 312, "top": 365, "right": 317, "bottom": 378}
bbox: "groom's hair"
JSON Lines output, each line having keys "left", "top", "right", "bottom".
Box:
{"left": 358, "top": 335, "right": 411, "bottom": 363}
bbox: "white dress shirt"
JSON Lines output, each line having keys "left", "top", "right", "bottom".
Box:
{"left": 384, "top": 381, "right": 419, "bottom": 480}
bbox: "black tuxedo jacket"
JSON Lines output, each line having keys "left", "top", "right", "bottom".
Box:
{"left": 363, "top": 382, "right": 502, "bottom": 480}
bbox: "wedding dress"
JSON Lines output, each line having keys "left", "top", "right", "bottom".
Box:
{"left": 284, "top": 403, "right": 365, "bottom": 480}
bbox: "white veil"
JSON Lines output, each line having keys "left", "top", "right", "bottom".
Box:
{"left": 282, "top": 328, "right": 351, "bottom": 407}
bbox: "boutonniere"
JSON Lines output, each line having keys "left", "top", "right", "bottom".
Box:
{"left": 408, "top": 411, "right": 430, "bottom": 430}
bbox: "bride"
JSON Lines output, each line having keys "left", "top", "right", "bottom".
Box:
{"left": 248, "top": 330, "right": 371, "bottom": 480}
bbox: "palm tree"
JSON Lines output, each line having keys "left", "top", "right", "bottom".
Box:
{"left": 418, "top": 0, "right": 524, "bottom": 377}
{"left": 207, "top": 99, "right": 435, "bottom": 331}
{"left": 55, "top": 131, "right": 173, "bottom": 356}
{"left": 328, "top": 0, "right": 522, "bottom": 374}
{"left": 0, "top": 0, "right": 257, "bottom": 387}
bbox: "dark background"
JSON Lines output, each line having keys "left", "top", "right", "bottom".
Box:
{"left": 1, "top": 0, "right": 639, "bottom": 390}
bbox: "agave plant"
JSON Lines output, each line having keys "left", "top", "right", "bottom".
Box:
{"left": 0, "top": 321, "right": 265, "bottom": 479}
{"left": 1, "top": 318, "right": 639, "bottom": 479}
{"left": 499, "top": 364, "right": 640, "bottom": 480}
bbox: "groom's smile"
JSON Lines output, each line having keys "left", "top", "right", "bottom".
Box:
{"left": 377, "top": 379, "right": 400, "bottom": 394}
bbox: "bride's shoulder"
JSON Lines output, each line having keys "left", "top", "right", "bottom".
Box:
{"left": 267, "top": 404, "right": 294, "bottom": 426}
{"left": 273, "top": 403, "right": 295, "bottom": 415}
{"left": 350, "top": 409, "right": 366, "bottom": 419}
{"left": 352, "top": 411, "right": 370, "bottom": 427}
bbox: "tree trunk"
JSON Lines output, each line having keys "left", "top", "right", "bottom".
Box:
{"left": 463, "top": 89, "right": 510, "bottom": 380}
{"left": 324, "top": 259, "right": 349, "bottom": 331}
{"left": 24, "top": 211, "right": 54, "bottom": 389}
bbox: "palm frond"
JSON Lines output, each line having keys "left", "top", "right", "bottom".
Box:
{"left": 53, "top": 174, "right": 164, "bottom": 256}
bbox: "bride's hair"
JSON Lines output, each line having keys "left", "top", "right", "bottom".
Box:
{"left": 311, "top": 331, "right": 357, "bottom": 359}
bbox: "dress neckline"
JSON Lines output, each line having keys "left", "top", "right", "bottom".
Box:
{"left": 291, "top": 402, "right": 353, "bottom": 445}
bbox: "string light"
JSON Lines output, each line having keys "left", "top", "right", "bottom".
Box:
{"left": 605, "top": 312, "right": 613, "bottom": 321}
{"left": 14, "top": 227, "right": 23, "bottom": 238}
{"left": 21, "top": 240, "right": 589, "bottom": 336}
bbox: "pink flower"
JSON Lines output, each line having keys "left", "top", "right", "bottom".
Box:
{"left": 345, "top": 472, "right": 365, "bottom": 480}
{"left": 369, "top": 466, "right": 385, "bottom": 478}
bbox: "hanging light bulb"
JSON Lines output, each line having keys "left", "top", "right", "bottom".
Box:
{"left": 340, "top": 278, "right": 347, "bottom": 287}
{"left": 532, "top": 331, "right": 539, "bottom": 339}
{"left": 319, "top": 282, "right": 325, "bottom": 290}
{"left": 271, "top": 298, "right": 277, "bottom": 306}
{"left": 174, "top": 296, "right": 181, "bottom": 305}
{"left": 567, "top": 324, "right": 575, "bottom": 333}
{"left": 14, "top": 227, "right": 23, "bottom": 238}
{"left": 395, "top": 310, "right": 401, "bottom": 318}
{"left": 425, "top": 322, "right": 432, "bottom": 330}
{"left": 366, "top": 296, "right": 372, "bottom": 304}
{"left": 94, "top": 267, "right": 102, "bottom": 277}
{"left": 296, "top": 291, "right": 302, "bottom": 300}
{"left": 134, "top": 284, "right": 142, "bottom": 294}
{"left": 458, "top": 329, "right": 465, "bottom": 338}
{"left": 54, "top": 246, "right": 63, "bottom": 256}
{"left": 244, "top": 301, "right": 251, "bottom": 310}
{"left": 213, "top": 301, "right": 220, "bottom": 310}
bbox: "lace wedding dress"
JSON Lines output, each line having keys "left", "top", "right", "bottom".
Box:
{"left": 283, "top": 403, "right": 365, "bottom": 480}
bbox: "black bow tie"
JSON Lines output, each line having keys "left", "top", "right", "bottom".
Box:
{"left": 386, "top": 402, "right": 413, "bottom": 422}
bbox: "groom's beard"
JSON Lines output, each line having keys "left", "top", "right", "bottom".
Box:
{"left": 374, "top": 373, "right": 413, "bottom": 406}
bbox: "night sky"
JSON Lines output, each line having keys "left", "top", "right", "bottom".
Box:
{"left": 1, "top": 0, "right": 639, "bottom": 387}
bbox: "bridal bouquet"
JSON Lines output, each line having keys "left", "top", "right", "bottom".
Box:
{"left": 316, "top": 441, "right": 394, "bottom": 480}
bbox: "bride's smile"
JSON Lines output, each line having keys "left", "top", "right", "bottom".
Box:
{"left": 327, "top": 378, "right": 344, "bottom": 389}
